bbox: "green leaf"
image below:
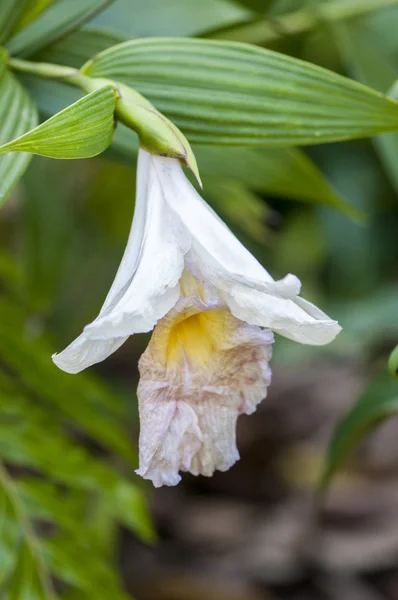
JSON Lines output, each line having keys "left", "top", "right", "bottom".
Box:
{"left": 6, "top": 0, "right": 117, "bottom": 57}
{"left": 44, "top": 535, "right": 130, "bottom": 600}
{"left": 335, "top": 18, "right": 398, "bottom": 192}
{"left": 20, "top": 71, "right": 360, "bottom": 220}
{"left": 7, "top": 542, "right": 54, "bottom": 600}
{"left": 0, "top": 85, "right": 116, "bottom": 159}
{"left": 92, "top": 0, "right": 252, "bottom": 38}
{"left": 0, "top": 485, "right": 19, "bottom": 586}
{"left": 0, "top": 67, "right": 38, "bottom": 207}
{"left": 0, "top": 0, "right": 29, "bottom": 43}
{"left": 17, "top": 74, "right": 82, "bottom": 116}
{"left": 232, "top": 0, "right": 272, "bottom": 12}
{"left": 388, "top": 345, "right": 398, "bottom": 378}
{"left": 196, "top": 146, "right": 363, "bottom": 221}
{"left": 35, "top": 26, "right": 126, "bottom": 69}
{"left": 210, "top": 0, "right": 398, "bottom": 45}
{"left": 0, "top": 379, "right": 153, "bottom": 541}
{"left": 0, "top": 464, "right": 55, "bottom": 600}
{"left": 112, "top": 122, "right": 363, "bottom": 221}
{"left": 18, "top": 63, "right": 360, "bottom": 221}
{"left": 11, "top": 0, "right": 55, "bottom": 33}
{"left": 320, "top": 373, "right": 398, "bottom": 489}
{"left": 82, "top": 38, "right": 398, "bottom": 146}
{"left": 0, "top": 300, "right": 135, "bottom": 464}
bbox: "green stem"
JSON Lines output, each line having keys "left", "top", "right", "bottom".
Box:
{"left": 8, "top": 56, "right": 93, "bottom": 92}
{"left": 209, "top": 0, "right": 398, "bottom": 44}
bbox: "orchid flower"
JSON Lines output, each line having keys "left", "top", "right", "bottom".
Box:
{"left": 53, "top": 149, "right": 341, "bottom": 487}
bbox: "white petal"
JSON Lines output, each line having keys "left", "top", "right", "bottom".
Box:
{"left": 223, "top": 283, "right": 341, "bottom": 345}
{"left": 52, "top": 333, "right": 127, "bottom": 374}
{"left": 53, "top": 150, "right": 191, "bottom": 373}
{"left": 100, "top": 148, "right": 151, "bottom": 312}
{"left": 153, "top": 155, "right": 341, "bottom": 346}
{"left": 84, "top": 151, "right": 190, "bottom": 339}
{"left": 152, "top": 155, "right": 274, "bottom": 282}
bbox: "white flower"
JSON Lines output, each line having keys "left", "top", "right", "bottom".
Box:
{"left": 53, "top": 149, "right": 341, "bottom": 486}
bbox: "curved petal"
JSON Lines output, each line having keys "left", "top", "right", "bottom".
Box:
{"left": 54, "top": 150, "right": 191, "bottom": 374}
{"left": 85, "top": 151, "right": 190, "bottom": 339}
{"left": 153, "top": 156, "right": 341, "bottom": 346}
{"left": 223, "top": 284, "right": 341, "bottom": 345}
{"left": 52, "top": 333, "right": 128, "bottom": 374}
{"left": 152, "top": 155, "right": 274, "bottom": 283}
{"left": 101, "top": 148, "right": 151, "bottom": 312}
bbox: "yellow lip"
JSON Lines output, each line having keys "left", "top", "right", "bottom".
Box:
{"left": 166, "top": 307, "right": 229, "bottom": 369}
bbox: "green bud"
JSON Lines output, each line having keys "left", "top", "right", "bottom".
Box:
{"left": 73, "top": 73, "right": 201, "bottom": 185}
{"left": 388, "top": 344, "right": 398, "bottom": 379}
{"left": 114, "top": 82, "right": 201, "bottom": 186}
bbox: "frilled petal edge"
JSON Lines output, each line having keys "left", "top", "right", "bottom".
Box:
{"left": 136, "top": 280, "right": 273, "bottom": 487}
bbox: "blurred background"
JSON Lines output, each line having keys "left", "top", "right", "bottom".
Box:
{"left": 1, "top": 1, "right": 398, "bottom": 599}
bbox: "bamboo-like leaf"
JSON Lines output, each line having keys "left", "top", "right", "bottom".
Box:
{"left": 0, "top": 375, "right": 154, "bottom": 542}
{"left": 91, "top": 0, "right": 251, "bottom": 38}
{"left": 0, "top": 464, "right": 55, "bottom": 600}
{"left": 11, "top": 0, "right": 55, "bottom": 33}
{"left": 0, "top": 485, "right": 19, "bottom": 586}
{"left": 0, "top": 299, "right": 134, "bottom": 464}
{"left": 21, "top": 74, "right": 353, "bottom": 214}
{"left": 210, "top": 0, "right": 398, "bottom": 45}
{"left": 0, "top": 65, "right": 38, "bottom": 207}
{"left": 196, "top": 146, "right": 363, "bottom": 220}
{"left": 6, "top": 0, "right": 117, "bottom": 57}
{"left": 19, "top": 61, "right": 360, "bottom": 220}
{"left": 44, "top": 536, "right": 131, "bottom": 599}
{"left": 7, "top": 542, "right": 54, "bottom": 600}
{"left": 113, "top": 123, "right": 363, "bottom": 221}
{"left": 320, "top": 373, "right": 398, "bottom": 490}
{"left": 0, "top": 0, "right": 29, "bottom": 43}
{"left": 0, "top": 85, "right": 116, "bottom": 159}
{"left": 82, "top": 37, "right": 398, "bottom": 146}
{"left": 35, "top": 26, "right": 125, "bottom": 69}
{"left": 31, "top": 28, "right": 360, "bottom": 216}
{"left": 336, "top": 18, "right": 398, "bottom": 192}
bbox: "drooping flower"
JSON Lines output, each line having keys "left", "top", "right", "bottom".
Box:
{"left": 53, "top": 149, "right": 341, "bottom": 486}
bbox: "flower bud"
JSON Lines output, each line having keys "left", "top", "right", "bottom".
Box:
{"left": 76, "top": 74, "right": 201, "bottom": 186}
{"left": 115, "top": 82, "right": 201, "bottom": 186}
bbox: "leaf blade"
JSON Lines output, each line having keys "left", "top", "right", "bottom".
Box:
{"left": 0, "top": 85, "right": 116, "bottom": 159}
{"left": 0, "top": 0, "right": 29, "bottom": 43}
{"left": 6, "top": 0, "right": 117, "bottom": 57}
{"left": 0, "top": 67, "right": 38, "bottom": 207}
{"left": 320, "top": 373, "right": 398, "bottom": 490}
{"left": 83, "top": 37, "right": 398, "bottom": 146}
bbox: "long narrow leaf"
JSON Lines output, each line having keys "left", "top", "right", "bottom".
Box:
{"left": 83, "top": 37, "right": 398, "bottom": 146}
{"left": 336, "top": 19, "right": 398, "bottom": 192}
{"left": 0, "top": 65, "right": 38, "bottom": 207}
{"left": 320, "top": 373, "right": 398, "bottom": 490}
{"left": 0, "top": 0, "right": 29, "bottom": 43}
{"left": 7, "top": 0, "right": 117, "bottom": 57}
{"left": 0, "top": 464, "right": 55, "bottom": 600}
